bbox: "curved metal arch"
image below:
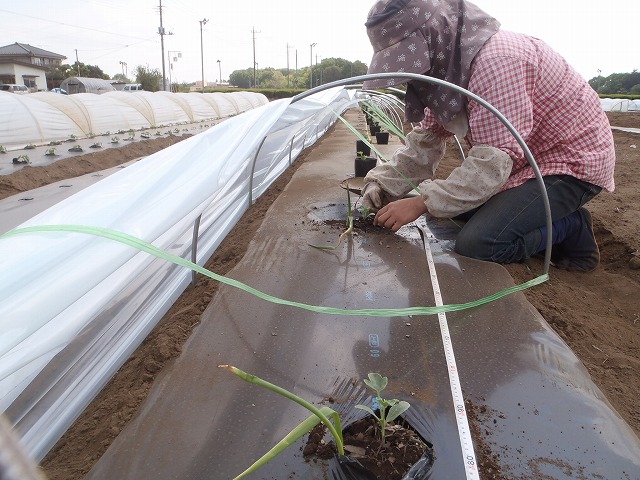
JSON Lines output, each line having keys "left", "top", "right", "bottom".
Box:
{"left": 293, "top": 73, "right": 552, "bottom": 274}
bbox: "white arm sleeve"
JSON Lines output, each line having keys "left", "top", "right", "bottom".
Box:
{"left": 420, "top": 145, "right": 513, "bottom": 218}
{"left": 363, "top": 126, "right": 447, "bottom": 199}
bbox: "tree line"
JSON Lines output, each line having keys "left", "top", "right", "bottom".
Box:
{"left": 228, "top": 58, "right": 369, "bottom": 89}
{"left": 589, "top": 70, "right": 640, "bottom": 96}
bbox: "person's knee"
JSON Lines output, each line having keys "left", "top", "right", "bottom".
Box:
{"left": 455, "top": 227, "right": 525, "bottom": 264}
{"left": 454, "top": 228, "right": 493, "bottom": 261}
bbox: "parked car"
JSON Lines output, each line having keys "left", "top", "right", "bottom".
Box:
{"left": 51, "top": 88, "right": 68, "bottom": 94}
{"left": 123, "top": 84, "right": 143, "bottom": 92}
{"left": 0, "top": 84, "right": 29, "bottom": 94}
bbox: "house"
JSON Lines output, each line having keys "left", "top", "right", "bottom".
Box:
{"left": 0, "top": 42, "right": 66, "bottom": 91}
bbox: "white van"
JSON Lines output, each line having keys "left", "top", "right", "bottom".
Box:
{"left": 123, "top": 84, "right": 143, "bottom": 92}
{"left": 0, "top": 84, "right": 29, "bottom": 94}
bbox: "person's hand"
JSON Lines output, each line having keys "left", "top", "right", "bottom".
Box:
{"left": 374, "top": 196, "right": 428, "bottom": 232}
{"left": 361, "top": 182, "right": 385, "bottom": 212}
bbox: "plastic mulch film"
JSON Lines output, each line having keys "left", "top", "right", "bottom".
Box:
{"left": 86, "top": 112, "right": 640, "bottom": 479}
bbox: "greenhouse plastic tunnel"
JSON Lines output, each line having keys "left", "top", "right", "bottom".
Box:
{"left": 0, "top": 80, "right": 639, "bottom": 479}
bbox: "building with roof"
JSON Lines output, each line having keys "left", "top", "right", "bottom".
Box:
{"left": 0, "top": 42, "right": 66, "bottom": 91}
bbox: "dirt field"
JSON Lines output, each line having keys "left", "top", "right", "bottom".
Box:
{"left": 1, "top": 112, "right": 637, "bottom": 479}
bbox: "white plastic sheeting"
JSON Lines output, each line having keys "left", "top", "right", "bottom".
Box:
{"left": 601, "top": 97, "right": 640, "bottom": 112}
{"left": 0, "top": 86, "right": 354, "bottom": 459}
{"left": 0, "top": 91, "right": 268, "bottom": 150}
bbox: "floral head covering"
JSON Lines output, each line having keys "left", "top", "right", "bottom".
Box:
{"left": 364, "top": 0, "right": 500, "bottom": 123}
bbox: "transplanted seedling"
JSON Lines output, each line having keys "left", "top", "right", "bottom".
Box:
{"left": 355, "top": 373, "right": 410, "bottom": 445}
{"left": 0, "top": 145, "right": 6, "bottom": 154}
{"left": 12, "top": 155, "right": 30, "bottom": 164}
{"left": 45, "top": 148, "right": 57, "bottom": 156}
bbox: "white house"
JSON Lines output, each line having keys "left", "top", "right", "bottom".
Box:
{"left": 0, "top": 42, "right": 66, "bottom": 91}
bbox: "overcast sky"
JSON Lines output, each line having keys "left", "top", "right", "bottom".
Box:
{"left": 1, "top": 0, "right": 637, "bottom": 85}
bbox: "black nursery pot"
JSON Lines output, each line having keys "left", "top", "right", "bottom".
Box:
{"left": 355, "top": 156, "right": 377, "bottom": 177}
{"left": 375, "top": 132, "right": 389, "bottom": 144}
{"left": 356, "top": 140, "right": 371, "bottom": 157}
{"left": 369, "top": 125, "right": 381, "bottom": 135}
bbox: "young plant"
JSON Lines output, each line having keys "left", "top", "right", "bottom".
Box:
{"left": 0, "top": 145, "right": 6, "bottom": 154}
{"left": 309, "top": 186, "right": 354, "bottom": 250}
{"left": 140, "top": 132, "right": 151, "bottom": 139}
{"left": 111, "top": 136, "right": 120, "bottom": 144}
{"left": 68, "top": 145, "right": 83, "bottom": 153}
{"left": 48, "top": 140, "right": 62, "bottom": 146}
{"left": 24, "top": 143, "right": 36, "bottom": 150}
{"left": 45, "top": 148, "right": 56, "bottom": 156}
{"left": 89, "top": 142, "right": 102, "bottom": 149}
{"left": 355, "top": 373, "right": 410, "bottom": 445}
{"left": 66, "top": 134, "right": 78, "bottom": 142}
{"left": 219, "top": 365, "right": 344, "bottom": 479}
{"left": 12, "top": 154, "right": 30, "bottom": 164}
{"left": 357, "top": 150, "right": 368, "bottom": 161}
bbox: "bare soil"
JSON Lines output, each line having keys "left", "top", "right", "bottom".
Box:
{"left": 3, "top": 112, "right": 635, "bottom": 479}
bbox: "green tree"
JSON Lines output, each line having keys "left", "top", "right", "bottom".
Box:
{"left": 134, "top": 65, "right": 162, "bottom": 92}
{"left": 257, "top": 68, "right": 287, "bottom": 88}
{"left": 48, "top": 63, "right": 74, "bottom": 88}
{"left": 86, "top": 64, "right": 109, "bottom": 80}
{"left": 229, "top": 69, "right": 253, "bottom": 88}
{"left": 112, "top": 73, "right": 131, "bottom": 84}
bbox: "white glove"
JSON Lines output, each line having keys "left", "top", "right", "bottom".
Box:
{"left": 361, "top": 182, "right": 384, "bottom": 212}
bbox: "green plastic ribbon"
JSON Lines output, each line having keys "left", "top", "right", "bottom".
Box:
{"left": 1, "top": 224, "right": 548, "bottom": 317}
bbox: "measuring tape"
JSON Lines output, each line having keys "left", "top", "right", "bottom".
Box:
{"left": 418, "top": 225, "right": 480, "bottom": 480}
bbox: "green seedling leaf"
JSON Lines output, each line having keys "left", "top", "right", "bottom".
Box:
{"left": 363, "top": 373, "right": 388, "bottom": 395}
{"left": 387, "top": 400, "right": 411, "bottom": 423}
{"left": 232, "top": 406, "right": 337, "bottom": 480}
{"left": 354, "top": 404, "right": 379, "bottom": 420}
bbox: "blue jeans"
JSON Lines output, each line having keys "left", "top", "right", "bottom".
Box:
{"left": 454, "top": 175, "right": 602, "bottom": 264}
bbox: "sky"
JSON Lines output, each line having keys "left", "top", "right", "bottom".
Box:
{"left": 1, "top": 0, "right": 637, "bottom": 86}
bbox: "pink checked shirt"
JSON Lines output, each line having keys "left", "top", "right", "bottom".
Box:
{"left": 421, "top": 30, "right": 616, "bottom": 192}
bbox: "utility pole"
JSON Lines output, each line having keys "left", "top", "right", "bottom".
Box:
{"left": 158, "top": 0, "right": 173, "bottom": 91}
{"left": 252, "top": 27, "right": 260, "bottom": 88}
{"left": 295, "top": 49, "right": 298, "bottom": 88}
{"left": 200, "top": 18, "right": 208, "bottom": 93}
{"left": 287, "top": 43, "right": 295, "bottom": 88}
{"left": 74, "top": 49, "right": 79, "bottom": 76}
{"left": 309, "top": 43, "right": 316, "bottom": 88}
{"left": 217, "top": 59, "right": 221, "bottom": 84}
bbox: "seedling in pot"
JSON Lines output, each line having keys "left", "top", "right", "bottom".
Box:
{"left": 355, "top": 373, "right": 410, "bottom": 445}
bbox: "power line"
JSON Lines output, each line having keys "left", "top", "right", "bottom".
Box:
{"left": 0, "top": 8, "right": 152, "bottom": 42}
